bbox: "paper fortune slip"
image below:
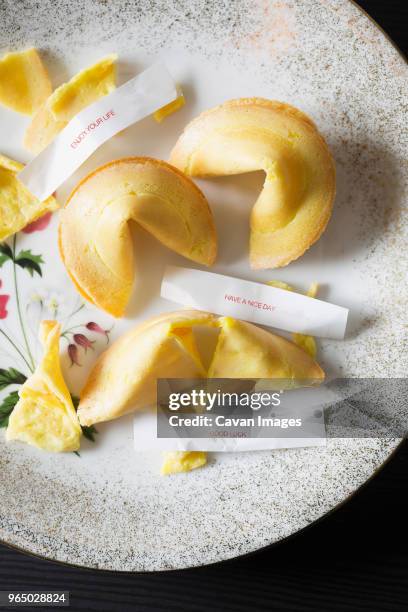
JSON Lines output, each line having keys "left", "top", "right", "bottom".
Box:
{"left": 133, "top": 412, "right": 327, "bottom": 453}
{"left": 18, "top": 62, "right": 178, "bottom": 201}
{"left": 161, "top": 266, "right": 349, "bottom": 339}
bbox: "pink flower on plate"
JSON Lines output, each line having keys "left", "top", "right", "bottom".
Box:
{"left": 73, "top": 333, "right": 95, "bottom": 352}
{"left": 86, "top": 322, "right": 111, "bottom": 343}
{"left": 68, "top": 343, "right": 81, "bottom": 367}
{"left": 22, "top": 211, "right": 52, "bottom": 234}
{"left": 0, "top": 279, "right": 10, "bottom": 319}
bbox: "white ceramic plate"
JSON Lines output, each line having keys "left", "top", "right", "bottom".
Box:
{"left": 0, "top": 0, "right": 406, "bottom": 571}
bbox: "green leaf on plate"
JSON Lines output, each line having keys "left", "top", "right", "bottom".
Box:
{"left": 15, "top": 258, "right": 43, "bottom": 277}
{"left": 0, "top": 242, "right": 13, "bottom": 266}
{"left": 81, "top": 424, "right": 98, "bottom": 442}
{"left": 15, "top": 249, "right": 44, "bottom": 277}
{"left": 0, "top": 367, "right": 27, "bottom": 391}
{"left": 0, "top": 390, "right": 20, "bottom": 427}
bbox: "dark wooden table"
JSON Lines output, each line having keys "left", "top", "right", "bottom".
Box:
{"left": 1, "top": 2, "right": 407, "bottom": 610}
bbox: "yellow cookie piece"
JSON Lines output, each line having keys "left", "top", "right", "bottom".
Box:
{"left": 266, "top": 280, "right": 295, "bottom": 292}
{"left": 170, "top": 98, "right": 335, "bottom": 269}
{"left": 77, "top": 311, "right": 217, "bottom": 426}
{"left": 267, "top": 280, "right": 319, "bottom": 358}
{"left": 0, "top": 153, "right": 58, "bottom": 241}
{"left": 78, "top": 309, "right": 324, "bottom": 472}
{"left": 294, "top": 282, "right": 319, "bottom": 357}
{"left": 0, "top": 154, "right": 23, "bottom": 173}
{"left": 0, "top": 48, "right": 52, "bottom": 115}
{"left": 78, "top": 309, "right": 324, "bottom": 427}
{"left": 154, "top": 86, "right": 185, "bottom": 123}
{"left": 208, "top": 316, "right": 324, "bottom": 380}
{"left": 59, "top": 157, "right": 217, "bottom": 317}
{"left": 49, "top": 54, "right": 117, "bottom": 121}
{"left": 161, "top": 451, "right": 207, "bottom": 475}
{"left": 306, "top": 282, "right": 319, "bottom": 299}
{"left": 24, "top": 54, "right": 117, "bottom": 153}
{"left": 291, "top": 333, "right": 317, "bottom": 359}
{"left": 6, "top": 321, "right": 81, "bottom": 452}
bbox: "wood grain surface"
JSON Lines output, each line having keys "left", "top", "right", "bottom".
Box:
{"left": 0, "top": 1, "right": 407, "bottom": 610}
